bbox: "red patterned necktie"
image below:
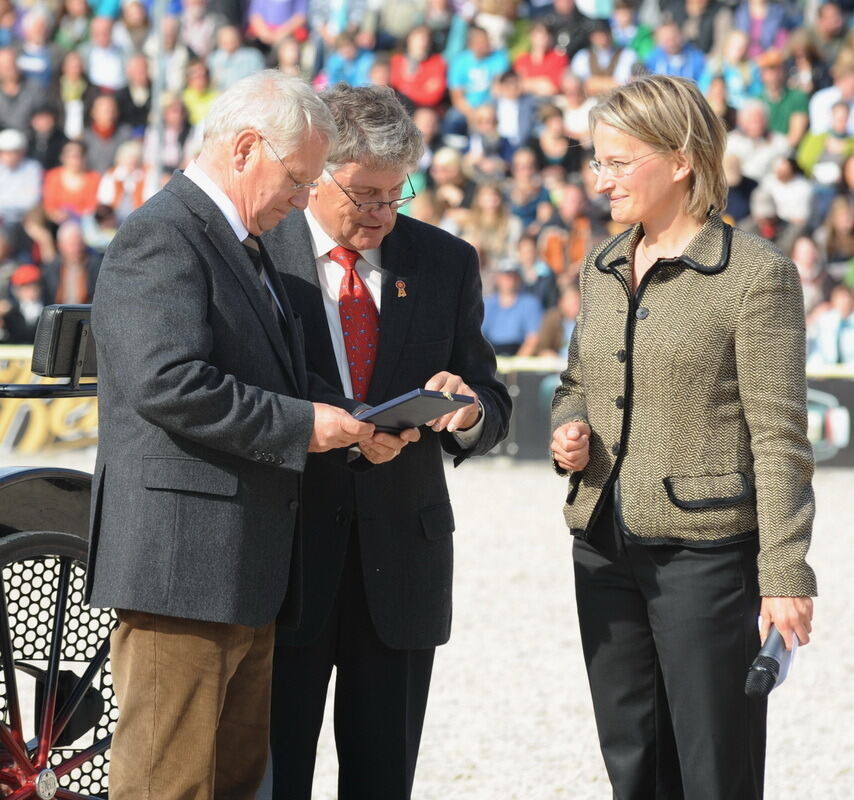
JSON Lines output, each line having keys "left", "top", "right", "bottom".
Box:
{"left": 330, "top": 245, "right": 380, "bottom": 402}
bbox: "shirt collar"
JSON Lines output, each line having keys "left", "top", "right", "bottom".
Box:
{"left": 304, "top": 207, "right": 382, "bottom": 270}
{"left": 595, "top": 212, "right": 733, "bottom": 276}
{"left": 183, "top": 159, "right": 249, "bottom": 242}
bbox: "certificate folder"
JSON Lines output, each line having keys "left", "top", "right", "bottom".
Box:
{"left": 354, "top": 389, "right": 474, "bottom": 433}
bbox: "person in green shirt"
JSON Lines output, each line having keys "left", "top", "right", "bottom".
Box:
{"left": 798, "top": 101, "right": 854, "bottom": 180}
{"left": 757, "top": 49, "right": 809, "bottom": 148}
{"left": 611, "top": 0, "right": 654, "bottom": 61}
{"left": 797, "top": 101, "right": 854, "bottom": 226}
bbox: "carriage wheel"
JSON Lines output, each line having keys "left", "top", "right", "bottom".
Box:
{"left": 0, "top": 531, "right": 116, "bottom": 799}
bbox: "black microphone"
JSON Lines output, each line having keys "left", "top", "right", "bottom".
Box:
{"left": 745, "top": 625, "right": 795, "bottom": 699}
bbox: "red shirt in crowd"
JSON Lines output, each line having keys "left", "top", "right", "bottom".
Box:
{"left": 42, "top": 167, "right": 102, "bottom": 220}
{"left": 513, "top": 50, "right": 569, "bottom": 94}
{"left": 390, "top": 53, "right": 447, "bottom": 108}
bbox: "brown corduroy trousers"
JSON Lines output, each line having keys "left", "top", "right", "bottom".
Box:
{"left": 107, "top": 610, "right": 275, "bottom": 800}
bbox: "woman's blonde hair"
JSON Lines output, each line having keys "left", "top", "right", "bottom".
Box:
{"left": 589, "top": 75, "right": 727, "bottom": 219}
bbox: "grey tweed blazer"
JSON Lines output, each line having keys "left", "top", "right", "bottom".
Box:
{"left": 86, "top": 172, "right": 321, "bottom": 627}
{"left": 552, "top": 213, "right": 817, "bottom": 597}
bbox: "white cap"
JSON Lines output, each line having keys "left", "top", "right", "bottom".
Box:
{"left": 0, "top": 129, "right": 26, "bottom": 151}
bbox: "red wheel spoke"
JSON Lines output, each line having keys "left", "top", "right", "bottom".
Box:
{"left": 0, "top": 723, "right": 34, "bottom": 779}
{"left": 34, "top": 559, "right": 71, "bottom": 770}
{"left": 1, "top": 783, "right": 34, "bottom": 799}
{"left": 0, "top": 546, "right": 115, "bottom": 800}
{"left": 0, "top": 578, "right": 24, "bottom": 749}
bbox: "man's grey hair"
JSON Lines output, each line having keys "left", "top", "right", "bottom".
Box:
{"left": 320, "top": 84, "right": 424, "bottom": 174}
{"left": 738, "top": 99, "right": 769, "bottom": 122}
{"left": 21, "top": 7, "right": 54, "bottom": 31}
{"left": 202, "top": 70, "right": 337, "bottom": 158}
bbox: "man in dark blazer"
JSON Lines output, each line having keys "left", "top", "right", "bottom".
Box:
{"left": 262, "top": 84, "right": 512, "bottom": 800}
{"left": 86, "top": 71, "right": 374, "bottom": 800}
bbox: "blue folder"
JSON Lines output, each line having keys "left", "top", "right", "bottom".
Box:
{"left": 353, "top": 389, "right": 475, "bottom": 433}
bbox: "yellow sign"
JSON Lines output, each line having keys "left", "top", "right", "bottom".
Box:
{"left": 0, "top": 347, "right": 98, "bottom": 454}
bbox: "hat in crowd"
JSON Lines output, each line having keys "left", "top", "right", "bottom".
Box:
{"left": 31, "top": 103, "right": 59, "bottom": 117}
{"left": 588, "top": 18, "right": 612, "bottom": 35}
{"left": 10, "top": 264, "right": 41, "bottom": 286}
{"left": 756, "top": 49, "right": 784, "bottom": 69}
{"left": 495, "top": 259, "right": 521, "bottom": 275}
{"left": 0, "top": 129, "right": 26, "bottom": 152}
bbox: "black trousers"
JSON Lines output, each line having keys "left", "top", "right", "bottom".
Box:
{"left": 573, "top": 499, "right": 766, "bottom": 800}
{"left": 269, "top": 531, "right": 435, "bottom": 800}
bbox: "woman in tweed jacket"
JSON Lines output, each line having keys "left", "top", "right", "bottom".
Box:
{"left": 550, "top": 75, "right": 816, "bottom": 799}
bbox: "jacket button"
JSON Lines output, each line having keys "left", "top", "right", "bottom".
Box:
{"left": 616, "top": 349, "right": 627, "bottom": 363}
{"left": 288, "top": 499, "right": 299, "bottom": 511}
{"left": 335, "top": 508, "right": 347, "bottom": 525}
{"left": 611, "top": 442, "right": 620, "bottom": 456}
{"left": 636, "top": 307, "right": 649, "bottom": 320}
{"left": 615, "top": 396, "right": 625, "bottom": 409}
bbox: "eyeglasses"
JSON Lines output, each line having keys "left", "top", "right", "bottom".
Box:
{"left": 589, "top": 151, "right": 659, "bottom": 178}
{"left": 326, "top": 170, "right": 416, "bottom": 211}
{"left": 260, "top": 135, "right": 318, "bottom": 191}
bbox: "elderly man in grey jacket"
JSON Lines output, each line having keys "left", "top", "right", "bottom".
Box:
{"left": 87, "top": 71, "right": 374, "bottom": 800}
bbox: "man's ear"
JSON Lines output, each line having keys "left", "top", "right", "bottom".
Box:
{"left": 231, "top": 129, "right": 260, "bottom": 172}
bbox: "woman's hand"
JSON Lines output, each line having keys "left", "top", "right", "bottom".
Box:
{"left": 550, "top": 421, "right": 591, "bottom": 472}
{"left": 760, "top": 596, "right": 813, "bottom": 650}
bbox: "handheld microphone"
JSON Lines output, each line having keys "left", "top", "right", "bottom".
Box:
{"left": 744, "top": 624, "right": 797, "bottom": 699}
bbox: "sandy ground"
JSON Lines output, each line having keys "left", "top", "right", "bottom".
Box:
{"left": 5, "top": 449, "right": 852, "bottom": 798}
{"left": 313, "top": 458, "right": 853, "bottom": 800}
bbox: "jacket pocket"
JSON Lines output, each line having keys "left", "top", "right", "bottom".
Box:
{"left": 663, "top": 472, "right": 753, "bottom": 510}
{"left": 143, "top": 456, "right": 238, "bottom": 497}
{"left": 420, "top": 501, "right": 456, "bottom": 540}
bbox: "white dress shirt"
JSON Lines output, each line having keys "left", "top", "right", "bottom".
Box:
{"left": 183, "top": 160, "right": 284, "bottom": 317}
{"left": 304, "top": 208, "right": 382, "bottom": 398}
{"left": 184, "top": 159, "right": 248, "bottom": 240}
{"left": 303, "top": 208, "right": 484, "bottom": 447}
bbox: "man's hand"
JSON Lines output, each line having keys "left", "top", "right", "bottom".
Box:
{"left": 309, "top": 403, "right": 374, "bottom": 452}
{"left": 760, "top": 596, "right": 813, "bottom": 650}
{"left": 424, "top": 372, "right": 480, "bottom": 433}
{"left": 358, "top": 427, "right": 421, "bottom": 464}
{"left": 550, "top": 421, "right": 591, "bottom": 472}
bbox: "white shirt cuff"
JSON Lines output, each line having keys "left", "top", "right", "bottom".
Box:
{"left": 452, "top": 401, "right": 485, "bottom": 449}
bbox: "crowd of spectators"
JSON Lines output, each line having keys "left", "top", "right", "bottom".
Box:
{"left": 0, "top": 0, "right": 852, "bottom": 368}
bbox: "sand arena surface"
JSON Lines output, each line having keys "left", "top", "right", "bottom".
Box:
{"left": 312, "top": 459, "right": 852, "bottom": 799}
{"left": 5, "top": 450, "right": 850, "bottom": 798}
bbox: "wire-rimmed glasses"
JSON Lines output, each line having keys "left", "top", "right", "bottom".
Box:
{"left": 326, "top": 171, "right": 417, "bottom": 212}
{"left": 588, "top": 151, "right": 660, "bottom": 178}
{"left": 260, "top": 134, "right": 319, "bottom": 191}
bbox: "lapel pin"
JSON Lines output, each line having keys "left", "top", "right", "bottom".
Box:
{"left": 395, "top": 280, "right": 407, "bottom": 298}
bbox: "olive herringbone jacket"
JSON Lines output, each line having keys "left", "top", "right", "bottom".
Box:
{"left": 552, "top": 213, "right": 817, "bottom": 597}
